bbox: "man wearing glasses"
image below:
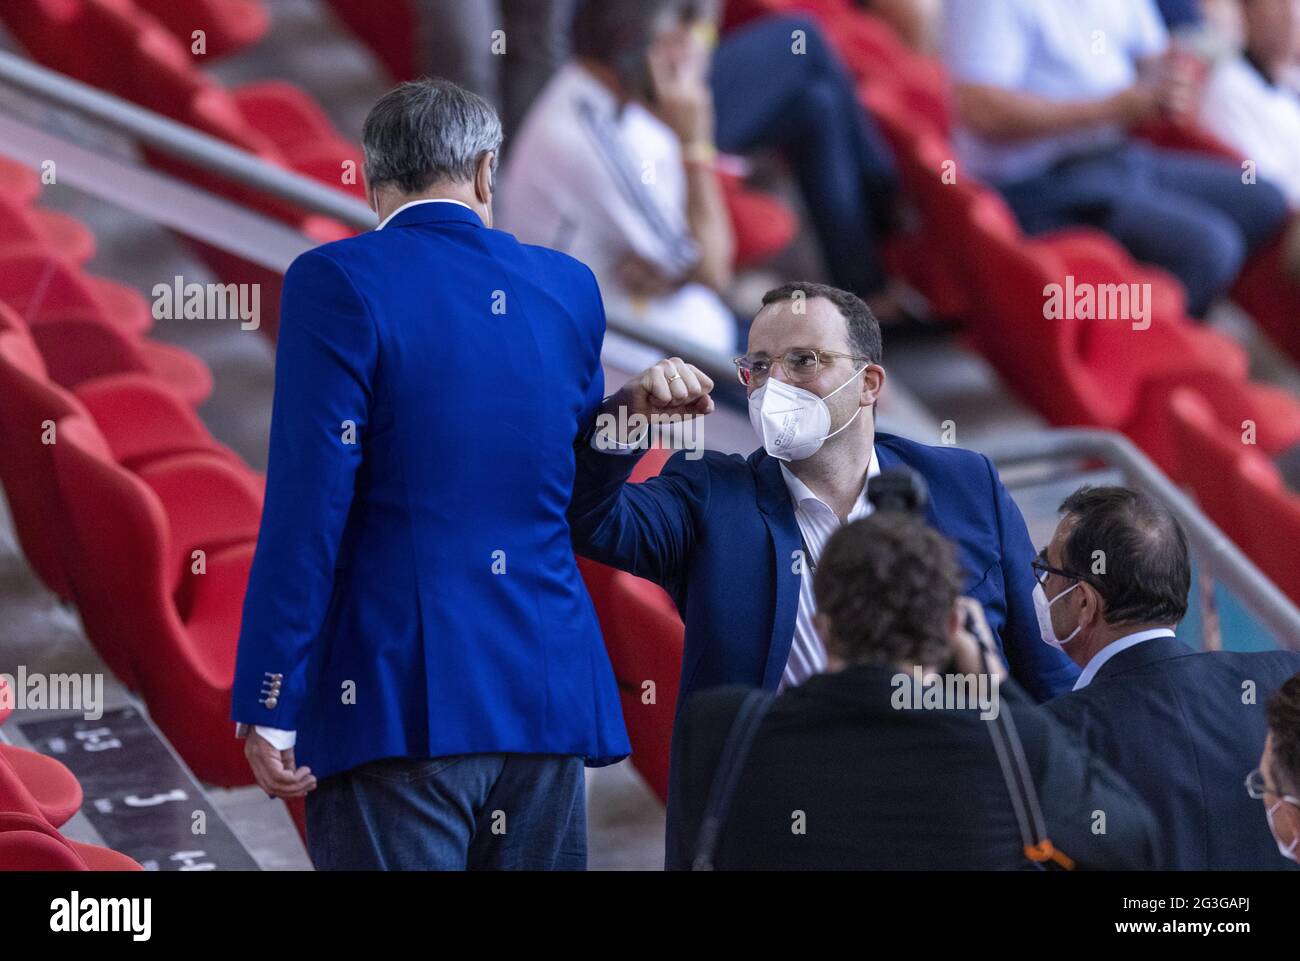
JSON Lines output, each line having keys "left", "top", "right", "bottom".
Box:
{"left": 1250, "top": 673, "right": 1300, "bottom": 864}
{"left": 1041, "top": 486, "right": 1300, "bottom": 869}
{"left": 569, "top": 281, "right": 1079, "bottom": 866}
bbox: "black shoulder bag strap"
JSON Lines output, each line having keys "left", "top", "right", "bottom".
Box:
{"left": 691, "top": 687, "right": 777, "bottom": 871}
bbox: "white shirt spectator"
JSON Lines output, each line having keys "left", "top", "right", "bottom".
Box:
{"left": 779, "top": 449, "right": 881, "bottom": 690}
{"left": 942, "top": 0, "right": 1169, "bottom": 184}
{"left": 1201, "top": 54, "right": 1300, "bottom": 207}
{"left": 498, "top": 63, "right": 737, "bottom": 354}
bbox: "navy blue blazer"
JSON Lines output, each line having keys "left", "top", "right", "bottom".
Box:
{"left": 569, "top": 433, "right": 1081, "bottom": 705}
{"left": 1045, "top": 635, "right": 1300, "bottom": 870}
{"left": 232, "top": 202, "right": 630, "bottom": 780}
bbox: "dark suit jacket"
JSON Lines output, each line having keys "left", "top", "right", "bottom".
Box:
{"left": 1044, "top": 635, "right": 1300, "bottom": 870}
{"left": 569, "top": 433, "right": 1082, "bottom": 865}
{"left": 673, "top": 665, "right": 1159, "bottom": 870}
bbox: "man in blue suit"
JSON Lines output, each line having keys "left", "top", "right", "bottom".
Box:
{"left": 1039, "top": 485, "right": 1300, "bottom": 870}
{"left": 231, "top": 78, "right": 629, "bottom": 870}
{"left": 567, "top": 281, "right": 1079, "bottom": 865}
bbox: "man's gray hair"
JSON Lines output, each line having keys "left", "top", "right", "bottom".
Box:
{"left": 362, "top": 77, "right": 503, "bottom": 195}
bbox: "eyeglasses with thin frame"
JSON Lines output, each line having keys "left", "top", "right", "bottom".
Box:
{"left": 1032, "top": 549, "right": 1084, "bottom": 587}
{"left": 1245, "top": 767, "right": 1300, "bottom": 803}
{"left": 732, "top": 347, "right": 869, "bottom": 388}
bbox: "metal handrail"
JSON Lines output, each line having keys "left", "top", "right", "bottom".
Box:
{"left": 982, "top": 428, "right": 1300, "bottom": 649}
{"left": 0, "top": 51, "right": 375, "bottom": 229}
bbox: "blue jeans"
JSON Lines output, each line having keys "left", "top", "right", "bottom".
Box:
{"left": 999, "top": 143, "right": 1289, "bottom": 316}
{"left": 305, "top": 753, "right": 587, "bottom": 870}
{"left": 711, "top": 14, "right": 899, "bottom": 297}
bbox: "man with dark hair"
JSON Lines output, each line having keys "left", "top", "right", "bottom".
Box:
{"left": 569, "top": 282, "right": 1079, "bottom": 866}
{"left": 1254, "top": 673, "right": 1300, "bottom": 863}
{"left": 1041, "top": 485, "right": 1300, "bottom": 869}
{"left": 231, "top": 78, "right": 629, "bottom": 870}
{"left": 673, "top": 512, "right": 1158, "bottom": 870}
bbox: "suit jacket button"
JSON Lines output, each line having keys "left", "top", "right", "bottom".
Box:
{"left": 263, "top": 697, "right": 279, "bottom": 709}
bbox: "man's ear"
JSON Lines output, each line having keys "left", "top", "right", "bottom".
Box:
{"left": 861, "top": 363, "right": 886, "bottom": 407}
{"left": 475, "top": 152, "right": 495, "bottom": 206}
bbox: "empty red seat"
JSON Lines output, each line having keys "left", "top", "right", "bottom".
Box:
{"left": 50, "top": 416, "right": 258, "bottom": 785}
{"left": 1168, "top": 388, "right": 1256, "bottom": 546}
{"left": 1238, "top": 456, "right": 1300, "bottom": 607}
{"left": 0, "top": 157, "right": 42, "bottom": 206}
{"left": 0, "top": 248, "right": 152, "bottom": 335}
{"left": 0, "top": 812, "right": 142, "bottom": 871}
{"left": 133, "top": 0, "right": 269, "bottom": 60}
{"left": 322, "top": 0, "right": 420, "bottom": 81}
{"left": 25, "top": 316, "right": 213, "bottom": 406}
{"left": 0, "top": 744, "right": 83, "bottom": 828}
{"left": 0, "top": 193, "right": 95, "bottom": 263}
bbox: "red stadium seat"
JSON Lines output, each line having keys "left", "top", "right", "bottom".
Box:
{"left": 0, "top": 744, "right": 83, "bottom": 828}
{"left": 1233, "top": 227, "right": 1300, "bottom": 363}
{"left": 25, "top": 316, "right": 213, "bottom": 406}
{"left": 0, "top": 157, "right": 42, "bottom": 206}
{"left": 133, "top": 0, "right": 270, "bottom": 60}
{"left": 50, "top": 416, "right": 257, "bottom": 785}
{"left": 0, "top": 193, "right": 95, "bottom": 263}
{"left": 322, "top": 0, "right": 420, "bottom": 81}
{"left": 1168, "top": 388, "right": 1256, "bottom": 546}
{"left": 0, "top": 812, "right": 142, "bottom": 871}
{"left": 718, "top": 170, "right": 798, "bottom": 270}
{"left": 1238, "top": 455, "right": 1300, "bottom": 606}
{"left": 0, "top": 321, "right": 86, "bottom": 599}
{"left": 0, "top": 247, "right": 152, "bottom": 335}
{"left": 73, "top": 373, "right": 246, "bottom": 471}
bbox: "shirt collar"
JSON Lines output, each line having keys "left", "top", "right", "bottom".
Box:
{"left": 375, "top": 198, "right": 475, "bottom": 231}
{"left": 779, "top": 447, "right": 880, "bottom": 518}
{"left": 1072, "top": 628, "right": 1177, "bottom": 691}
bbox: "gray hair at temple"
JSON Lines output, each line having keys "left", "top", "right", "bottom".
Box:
{"left": 362, "top": 77, "right": 503, "bottom": 195}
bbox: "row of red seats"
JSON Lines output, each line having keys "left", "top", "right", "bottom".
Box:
{"left": 0, "top": 0, "right": 355, "bottom": 340}
{"left": 0, "top": 678, "right": 143, "bottom": 869}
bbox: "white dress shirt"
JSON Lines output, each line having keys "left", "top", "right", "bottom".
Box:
{"left": 779, "top": 449, "right": 881, "bottom": 690}
{"left": 1072, "top": 627, "right": 1177, "bottom": 691}
{"left": 238, "top": 198, "right": 480, "bottom": 753}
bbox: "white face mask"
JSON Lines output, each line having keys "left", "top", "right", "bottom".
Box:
{"left": 1033, "top": 581, "right": 1081, "bottom": 650}
{"left": 747, "top": 365, "right": 865, "bottom": 462}
{"left": 1266, "top": 797, "right": 1300, "bottom": 862}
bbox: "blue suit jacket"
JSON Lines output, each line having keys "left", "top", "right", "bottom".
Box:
{"left": 1045, "top": 635, "right": 1300, "bottom": 870}
{"left": 232, "top": 202, "right": 630, "bottom": 780}
{"left": 569, "top": 433, "right": 1081, "bottom": 705}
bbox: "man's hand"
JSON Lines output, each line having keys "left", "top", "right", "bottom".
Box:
{"left": 950, "top": 596, "right": 1007, "bottom": 681}
{"left": 245, "top": 730, "right": 317, "bottom": 799}
{"left": 1105, "top": 83, "right": 1161, "bottom": 127}
{"left": 613, "top": 357, "right": 715, "bottom": 422}
{"left": 648, "top": 29, "right": 715, "bottom": 148}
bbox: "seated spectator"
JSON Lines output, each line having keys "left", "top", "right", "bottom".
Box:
{"left": 1253, "top": 673, "right": 1300, "bottom": 864}
{"left": 412, "top": 0, "right": 575, "bottom": 138}
{"left": 1200, "top": 0, "right": 1300, "bottom": 205}
{"left": 673, "top": 510, "right": 1159, "bottom": 871}
{"left": 1041, "top": 486, "right": 1300, "bottom": 869}
{"left": 498, "top": 0, "right": 740, "bottom": 355}
{"left": 709, "top": 8, "right": 905, "bottom": 318}
{"left": 943, "top": 0, "right": 1289, "bottom": 317}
